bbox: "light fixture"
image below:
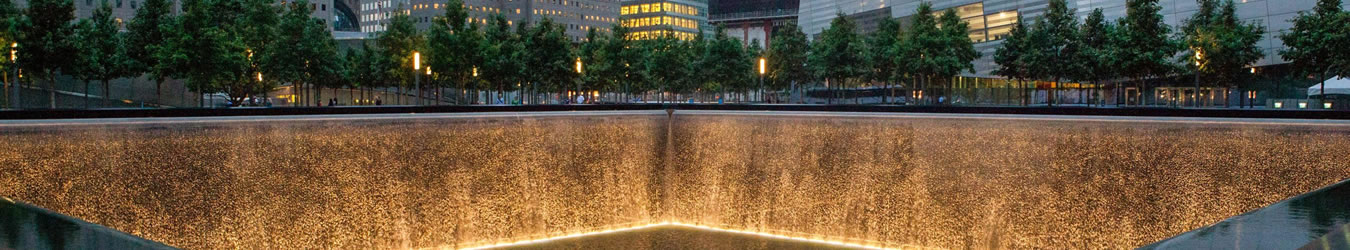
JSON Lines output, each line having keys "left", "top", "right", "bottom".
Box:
{"left": 758, "top": 57, "right": 766, "bottom": 75}
{"left": 413, "top": 51, "right": 420, "bottom": 70}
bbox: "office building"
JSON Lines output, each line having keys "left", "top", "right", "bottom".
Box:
{"left": 620, "top": 0, "right": 708, "bottom": 40}
{"left": 708, "top": 0, "right": 797, "bottom": 48}
{"left": 361, "top": 0, "right": 620, "bottom": 42}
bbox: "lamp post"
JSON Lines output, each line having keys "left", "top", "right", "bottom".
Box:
{"left": 9, "top": 42, "right": 15, "bottom": 109}
{"left": 413, "top": 51, "right": 421, "bottom": 106}
{"left": 426, "top": 66, "right": 433, "bottom": 105}
{"left": 577, "top": 57, "right": 583, "bottom": 102}
{"left": 1192, "top": 49, "right": 1202, "bottom": 108}
{"left": 758, "top": 57, "right": 765, "bottom": 103}
{"left": 472, "top": 66, "right": 478, "bottom": 105}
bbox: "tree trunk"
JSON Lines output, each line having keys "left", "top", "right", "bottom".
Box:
{"left": 84, "top": 80, "right": 90, "bottom": 109}
{"left": 103, "top": 79, "right": 110, "bottom": 108}
{"left": 47, "top": 77, "right": 56, "bottom": 109}
{"left": 1319, "top": 73, "right": 1327, "bottom": 107}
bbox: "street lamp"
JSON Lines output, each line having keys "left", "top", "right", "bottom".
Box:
{"left": 1191, "top": 48, "right": 1203, "bottom": 107}
{"left": 575, "top": 57, "right": 582, "bottom": 103}
{"left": 758, "top": 57, "right": 765, "bottom": 103}
{"left": 8, "top": 42, "right": 14, "bottom": 109}
{"left": 413, "top": 51, "right": 421, "bottom": 105}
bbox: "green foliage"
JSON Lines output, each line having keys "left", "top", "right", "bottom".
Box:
{"left": 640, "top": 35, "right": 691, "bottom": 96}
{"left": 154, "top": 0, "right": 287, "bottom": 105}
{"left": 934, "top": 8, "right": 980, "bottom": 80}
{"left": 124, "top": 0, "right": 172, "bottom": 87}
{"left": 15, "top": 0, "right": 76, "bottom": 83}
{"left": 899, "top": 4, "right": 940, "bottom": 83}
{"left": 72, "top": 0, "right": 132, "bottom": 106}
{"left": 1280, "top": 0, "right": 1349, "bottom": 82}
{"left": 1117, "top": 0, "right": 1181, "bottom": 81}
{"left": 479, "top": 15, "right": 517, "bottom": 93}
{"left": 376, "top": 12, "right": 424, "bottom": 89}
{"left": 1077, "top": 9, "right": 1120, "bottom": 84}
{"left": 993, "top": 15, "right": 1031, "bottom": 82}
{"left": 766, "top": 20, "right": 809, "bottom": 91}
{"left": 578, "top": 27, "right": 606, "bottom": 93}
{"left": 866, "top": 17, "right": 902, "bottom": 85}
{"left": 699, "top": 25, "right": 752, "bottom": 94}
{"left": 522, "top": 18, "right": 576, "bottom": 93}
{"left": 808, "top": 13, "right": 866, "bottom": 88}
{"left": 429, "top": 2, "right": 488, "bottom": 96}
{"left": 1025, "top": 0, "right": 1080, "bottom": 85}
{"left": 1185, "top": 0, "right": 1265, "bottom": 87}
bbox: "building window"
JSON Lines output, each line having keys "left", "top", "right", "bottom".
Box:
{"left": 321, "top": 4, "right": 326, "bottom": 11}
{"left": 115, "top": 0, "right": 122, "bottom": 7}
{"left": 130, "top": 0, "right": 136, "bottom": 8}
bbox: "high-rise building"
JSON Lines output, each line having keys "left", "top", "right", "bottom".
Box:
{"left": 798, "top": 0, "right": 1350, "bottom": 78}
{"left": 620, "top": 0, "right": 708, "bottom": 40}
{"left": 14, "top": 0, "right": 351, "bottom": 32}
{"left": 707, "top": 0, "right": 797, "bottom": 48}
{"left": 360, "top": 0, "right": 620, "bottom": 42}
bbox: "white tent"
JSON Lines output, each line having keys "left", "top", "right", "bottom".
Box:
{"left": 1308, "top": 76, "right": 1350, "bottom": 97}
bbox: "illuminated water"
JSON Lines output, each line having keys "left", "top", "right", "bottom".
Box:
{"left": 1, "top": 111, "right": 1348, "bottom": 249}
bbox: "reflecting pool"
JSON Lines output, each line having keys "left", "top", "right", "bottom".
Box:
{"left": 0, "top": 111, "right": 1347, "bottom": 249}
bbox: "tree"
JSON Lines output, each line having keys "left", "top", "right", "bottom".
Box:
{"left": 867, "top": 17, "right": 902, "bottom": 104}
{"left": 747, "top": 39, "right": 764, "bottom": 102}
{"left": 766, "top": 20, "right": 809, "bottom": 103}
{"left": 428, "top": 0, "right": 488, "bottom": 104}
{"left": 1117, "top": 0, "right": 1181, "bottom": 106}
{"left": 640, "top": 35, "right": 690, "bottom": 103}
{"left": 155, "top": 0, "right": 275, "bottom": 107}
{"left": 376, "top": 12, "right": 423, "bottom": 105}
{"left": 899, "top": 3, "right": 941, "bottom": 105}
{"left": 479, "top": 16, "right": 516, "bottom": 104}
{"left": 700, "top": 25, "right": 752, "bottom": 102}
{"left": 125, "top": 0, "right": 173, "bottom": 104}
{"left": 73, "top": 1, "right": 131, "bottom": 108}
{"left": 1078, "top": 9, "right": 1119, "bottom": 107}
{"left": 1280, "top": 0, "right": 1348, "bottom": 105}
{"left": 1026, "top": 0, "right": 1080, "bottom": 106}
{"left": 0, "top": 0, "right": 20, "bottom": 108}
{"left": 263, "top": 0, "right": 321, "bottom": 106}
{"left": 1184, "top": 0, "right": 1264, "bottom": 107}
{"left": 578, "top": 28, "right": 610, "bottom": 101}
{"left": 15, "top": 0, "right": 76, "bottom": 108}
{"left": 808, "top": 13, "right": 866, "bottom": 104}
{"left": 607, "top": 25, "right": 645, "bottom": 102}
{"left": 994, "top": 15, "right": 1032, "bottom": 106}
{"left": 932, "top": 8, "right": 980, "bottom": 105}
{"left": 522, "top": 18, "right": 575, "bottom": 103}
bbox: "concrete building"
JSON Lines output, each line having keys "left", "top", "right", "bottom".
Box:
{"left": 620, "top": 0, "right": 708, "bottom": 40}
{"left": 707, "top": 0, "right": 797, "bottom": 48}
{"left": 361, "top": 0, "right": 620, "bottom": 42}
{"left": 14, "top": 0, "right": 352, "bottom": 32}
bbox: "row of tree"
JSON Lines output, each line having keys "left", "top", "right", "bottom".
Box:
{"left": 992, "top": 0, "right": 1350, "bottom": 107}
{"left": 0, "top": 0, "right": 346, "bottom": 108}
{"left": 377, "top": 0, "right": 768, "bottom": 105}
{"left": 3, "top": 0, "right": 1346, "bottom": 108}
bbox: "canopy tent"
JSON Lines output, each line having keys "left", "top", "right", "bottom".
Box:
{"left": 1308, "top": 76, "right": 1350, "bottom": 97}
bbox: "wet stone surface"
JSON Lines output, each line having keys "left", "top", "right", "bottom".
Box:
{"left": 0, "top": 111, "right": 1348, "bottom": 249}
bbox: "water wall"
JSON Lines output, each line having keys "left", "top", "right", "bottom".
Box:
{"left": 1, "top": 111, "right": 1348, "bottom": 249}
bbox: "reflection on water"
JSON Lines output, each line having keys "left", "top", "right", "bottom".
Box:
{"left": 0, "top": 111, "right": 1348, "bottom": 249}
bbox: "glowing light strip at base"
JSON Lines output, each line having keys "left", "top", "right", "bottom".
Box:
{"left": 456, "top": 221, "right": 899, "bottom": 250}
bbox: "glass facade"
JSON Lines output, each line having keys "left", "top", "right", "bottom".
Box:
{"left": 933, "top": 3, "right": 1019, "bottom": 43}
{"left": 620, "top": 0, "right": 708, "bottom": 41}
